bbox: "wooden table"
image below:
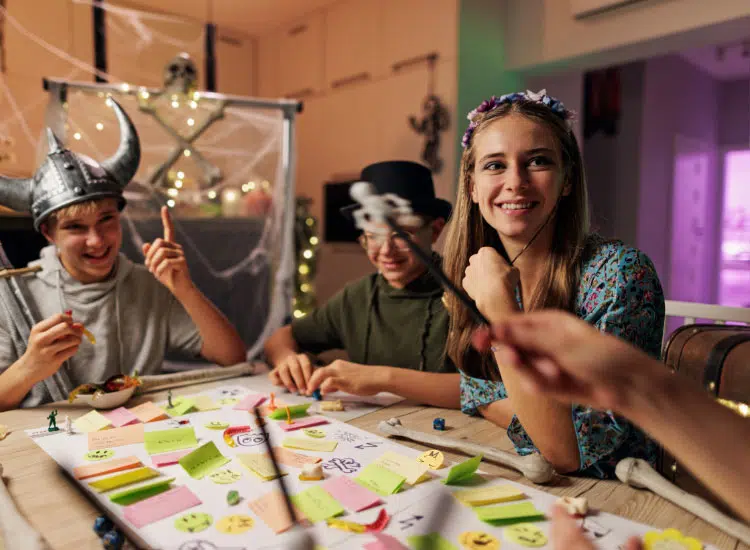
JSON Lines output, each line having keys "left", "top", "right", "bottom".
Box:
{"left": 0, "top": 375, "right": 746, "bottom": 550}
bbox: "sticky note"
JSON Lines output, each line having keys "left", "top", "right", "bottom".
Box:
{"left": 238, "top": 453, "right": 284, "bottom": 480}
{"left": 373, "top": 451, "right": 429, "bottom": 485}
{"left": 88, "top": 467, "right": 159, "bottom": 493}
{"left": 291, "top": 485, "right": 345, "bottom": 523}
{"left": 364, "top": 533, "right": 409, "bottom": 550}
{"left": 151, "top": 449, "right": 193, "bottom": 467}
{"left": 269, "top": 403, "right": 311, "bottom": 420}
{"left": 88, "top": 424, "right": 144, "bottom": 451}
{"left": 475, "top": 501, "right": 545, "bottom": 525}
{"left": 165, "top": 397, "right": 196, "bottom": 417}
{"left": 144, "top": 426, "right": 197, "bottom": 455}
{"left": 102, "top": 407, "right": 140, "bottom": 428}
{"left": 179, "top": 441, "right": 231, "bottom": 479}
{"left": 123, "top": 485, "right": 201, "bottom": 528}
{"left": 192, "top": 395, "right": 221, "bottom": 411}
{"left": 278, "top": 416, "right": 330, "bottom": 432}
{"left": 454, "top": 485, "right": 526, "bottom": 506}
{"left": 74, "top": 410, "right": 112, "bottom": 433}
{"left": 73, "top": 456, "right": 142, "bottom": 480}
{"left": 322, "top": 476, "right": 381, "bottom": 512}
{"left": 355, "top": 464, "right": 406, "bottom": 496}
{"left": 129, "top": 402, "right": 168, "bottom": 423}
{"left": 406, "top": 533, "right": 458, "bottom": 550}
{"left": 273, "top": 447, "right": 322, "bottom": 468}
{"left": 248, "top": 490, "right": 299, "bottom": 534}
{"left": 443, "top": 455, "right": 483, "bottom": 485}
{"left": 282, "top": 436, "right": 338, "bottom": 452}
{"left": 109, "top": 478, "right": 174, "bottom": 506}
{"left": 233, "top": 393, "right": 267, "bottom": 411}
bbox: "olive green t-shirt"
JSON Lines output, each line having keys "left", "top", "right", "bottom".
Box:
{"left": 291, "top": 269, "right": 455, "bottom": 373}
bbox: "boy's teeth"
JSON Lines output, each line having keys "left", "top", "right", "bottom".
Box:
{"left": 501, "top": 203, "right": 532, "bottom": 210}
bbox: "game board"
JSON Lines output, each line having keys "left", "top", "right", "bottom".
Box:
{"left": 29, "top": 385, "right": 714, "bottom": 550}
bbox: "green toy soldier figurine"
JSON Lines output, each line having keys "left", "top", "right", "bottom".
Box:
{"left": 47, "top": 409, "right": 59, "bottom": 432}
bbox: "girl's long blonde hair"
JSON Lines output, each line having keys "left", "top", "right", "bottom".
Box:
{"left": 444, "top": 99, "right": 590, "bottom": 380}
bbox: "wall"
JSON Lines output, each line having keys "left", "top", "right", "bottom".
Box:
{"left": 718, "top": 78, "right": 750, "bottom": 149}
{"left": 505, "top": 0, "right": 750, "bottom": 72}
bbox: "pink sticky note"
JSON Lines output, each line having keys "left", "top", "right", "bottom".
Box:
{"left": 151, "top": 449, "right": 193, "bottom": 467}
{"left": 233, "top": 393, "right": 267, "bottom": 411}
{"left": 278, "top": 416, "right": 330, "bottom": 432}
{"left": 102, "top": 407, "right": 141, "bottom": 428}
{"left": 364, "top": 533, "right": 409, "bottom": 550}
{"left": 123, "top": 485, "right": 201, "bottom": 528}
{"left": 322, "top": 476, "right": 382, "bottom": 512}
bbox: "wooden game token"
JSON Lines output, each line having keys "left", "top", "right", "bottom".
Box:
{"left": 174, "top": 512, "right": 213, "bottom": 533}
{"left": 205, "top": 420, "right": 230, "bottom": 430}
{"left": 320, "top": 400, "right": 344, "bottom": 412}
{"left": 504, "top": 524, "right": 548, "bottom": 547}
{"left": 85, "top": 449, "right": 114, "bottom": 461}
{"left": 303, "top": 428, "right": 326, "bottom": 438}
{"left": 459, "top": 531, "right": 500, "bottom": 550}
{"left": 216, "top": 515, "right": 255, "bottom": 534}
{"left": 298, "top": 463, "right": 324, "bottom": 481}
{"left": 208, "top": 469, "right": 242, "bottom": 484}
{"left": 417, "top": 449, "right": 445, "bottom": 470}
{"left": 643, "top": 528, "right": 703, "bottom": 550}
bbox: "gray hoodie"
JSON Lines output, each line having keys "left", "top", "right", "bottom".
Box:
{"left": 0, "top": 245, "right": 202, "bottom": 407}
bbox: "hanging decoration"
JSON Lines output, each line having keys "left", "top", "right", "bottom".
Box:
{"left": 408, "top": 54, "right": 450, "bottom": 173}
{"left": 293, "top": 197, "right": 319, "bottom": 319}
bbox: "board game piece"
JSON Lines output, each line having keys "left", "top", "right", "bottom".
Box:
{"left": 299, "top": 463, "right": 324, "bottom": 481}
{"left": 47, "top": 409, "right": 59, "bottom": 432}
{"left": 433, "top": 417, "right": 445, "bottom": 431}
{"left": 312, "top": 389, "right": 322, "bottom": 401}
{"left": 227, "top": 490, "right": 241, "bottom": 506}
{"left": 320, "top": 400, "right": 344, "bottom": 412}
{"left": 556, "top": 495, "right": 588, "bottom": 516}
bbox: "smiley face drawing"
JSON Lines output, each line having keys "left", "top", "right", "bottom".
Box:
{"left": 84, "top": 449, "right": 114, "bottom": 461}
{"left": 219, "top": 398, "right": 240, "bottom": 406}
{"left": 208, "top": 469, "right": 242, "bottom": 484}
{"left": 459, "top": 531, "right": 500, "bottom": 550}
{"left": 303, "top": 428, "right": 326, "bottom": 439}
{"left": 417, "top": 449, "right": 445, "bottom": 470}
{"left": 174, "top": 513, "right": 213, "bottom": 534}
{"left": 204, "top": 420, "right": 230, "bottom": 430}
{"left": 504, "top": 523, "right": 548, "bottom": 547}
{"left": 216, "top": 514, "right": 254, "bottom": 535}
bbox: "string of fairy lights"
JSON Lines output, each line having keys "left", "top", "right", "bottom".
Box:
{"left": 293, "top": 198, "right": 319, "bottom": 319}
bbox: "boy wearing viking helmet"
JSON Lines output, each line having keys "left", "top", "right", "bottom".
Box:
{"left": 0, "top": 100, "right": 245, "bottom": 410}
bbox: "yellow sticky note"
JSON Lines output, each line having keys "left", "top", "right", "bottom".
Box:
{"left": 291, "top": 486, "right": 344, "bottom": 523}
{"left": 144, "top": 426, "right": 198, "bottom": 455}
{"left": 88, "top": 424, "right": 144, "bottom": 451}
{"left": 166, "top": 397, "right": 196, "bottom": 417}
{"left": 109, "top": 478, "right": 175, "bottom": 505}
{"left": 74, "top": 410, "right": 112, "bottom": 433}
{"left": 129, "top": 402, "right": 168, "bottom": 423}
{"left": 87, "top": 467, "right": 159, "bottom": 493}
{"left": 192, "top": 395, "right": 220, "bottom": 411}
{"left": 282, "top": 436, "right": 338, "bottom": 452}
{"left": 454, "top": 485, "right": 526, "bottom": 506}
{"left": 355, "top": 463, "right": 406, "bottom": 496}
{"left": 178, "top": 441, "right": 231, "bottom": 479}
{"left": 238, "top": 453, "right": 284, "bottom": 481}
{"left": 373, "top": 451, "right": 429, "bottom": 485}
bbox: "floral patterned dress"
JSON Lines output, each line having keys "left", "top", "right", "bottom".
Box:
{"left": 460, "top": 235, "right": 665, "bottom": 478}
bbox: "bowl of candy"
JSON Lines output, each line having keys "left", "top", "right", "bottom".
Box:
{"left": 68, "top": 374, "right": 142, "bottom": 409}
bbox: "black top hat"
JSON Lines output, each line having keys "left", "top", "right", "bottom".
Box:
{"left": 340, "top": 160, "right": 452, "bottom": 223}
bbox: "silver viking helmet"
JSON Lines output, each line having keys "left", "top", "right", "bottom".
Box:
{"left": 0, "top": 99, "right": 140, "bottom": 230}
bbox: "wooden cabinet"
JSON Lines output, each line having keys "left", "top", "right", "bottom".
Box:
{"left": 380, "top": 0, "right": 458, "bottom": 73}
{"left": 278, "top": 12, "right": 325, "bottom": 98}
{"left": 215, "top": 28, "right": 254, "bottom": 96}
{"left": 256, "top": 33, "right": 280, "bottom": 99}
{"left": 324, "top": 0, "right": 381, "bottom": 90}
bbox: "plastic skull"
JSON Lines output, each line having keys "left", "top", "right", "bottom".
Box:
{"left": 164, "top": 52, "right": 198, "bottom": 94}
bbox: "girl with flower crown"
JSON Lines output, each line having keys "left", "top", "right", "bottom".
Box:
{"left": 442, "top": 90, "right": 665, "bottom": 477}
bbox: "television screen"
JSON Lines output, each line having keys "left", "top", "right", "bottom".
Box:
{"left": 324, "top": 180, "right": 360, "bottom": 243}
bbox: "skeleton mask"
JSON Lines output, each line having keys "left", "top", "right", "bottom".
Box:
{"left": 164, "top": 53, "right": 198, "bottom": 95}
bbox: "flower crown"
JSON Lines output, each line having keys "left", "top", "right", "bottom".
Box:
{"left": 462, "top": 89, "right": 573, "bottom": 148}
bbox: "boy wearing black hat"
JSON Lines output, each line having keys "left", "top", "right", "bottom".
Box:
{"left": 0, "top": 101, "right": 246, "bottom": 410}
{"left": 265, "top": 161, "right": 460, "bottom": 407}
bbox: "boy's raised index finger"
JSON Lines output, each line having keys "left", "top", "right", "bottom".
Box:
{"left": 161, "top": 206, "right": 175, "bottom": 242}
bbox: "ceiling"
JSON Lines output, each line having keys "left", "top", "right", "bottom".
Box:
{"left": 680, "top": 40, "right": 750, "bottom": 80}
{"left": 118, "top": 0, "right": 343, "bottom": 35}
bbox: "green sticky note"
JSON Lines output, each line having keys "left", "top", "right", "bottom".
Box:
{"left": 443, "top": 455, "right": 483, "bottom": 485}
{"left": 88, "top": 467, "right": 159, "bottom": 493}
{"left": 355, "top": 463, "right": 406, "bottom": 496}
{"left": 291, "top": 486, "right": 344, "bottom": 523}
{"left": 144, "top": 426, "right": 198, "bottom": 455}
{"left": 407, "top": 533, "right": 458, "bottom": 550}
{"left": 109, "top": 478, "right": 174, "bottom": 505}
{"left": 475, "top": 501, "right": 545, "bottom": 525}
{"left": 179, "top": 441, "right": 231, "bottom": 479}
{"left": 166, "top": 397, "right": 196, "bottom": 417}
{"left": 269, "top": 403, "right": 311, "bottom": 420}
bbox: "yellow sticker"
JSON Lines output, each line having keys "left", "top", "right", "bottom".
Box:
{"left": 643, "top": 528, "right": 703, "bottom": 550}
{"left": 417, "top": 449, "right": 445, "bottom": 470}
{"left": 208, "top": 469, "right": 242, "bottom": 484}
{"left": 216, "top": 514, "right": 255, "bottom": 535}
{"left": 84, "top": 449, "right": 114, "bottom": 461}
{"left": 174, "top": 512, "right": 213, "bottom": 533}
{"left": 303, "top": 428, "right": 326, "bottom": 439}
{"left": 205, "top": 420, "right": 230, "bottom": 430}
{"left": 219, "top": 397, "right": 240, "bottom": 406}
{"left": 460, "top": 531, "right": 500, "bottom": 550}
{"left": 504, "top": 524, "right": 547, "bottom": 548}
